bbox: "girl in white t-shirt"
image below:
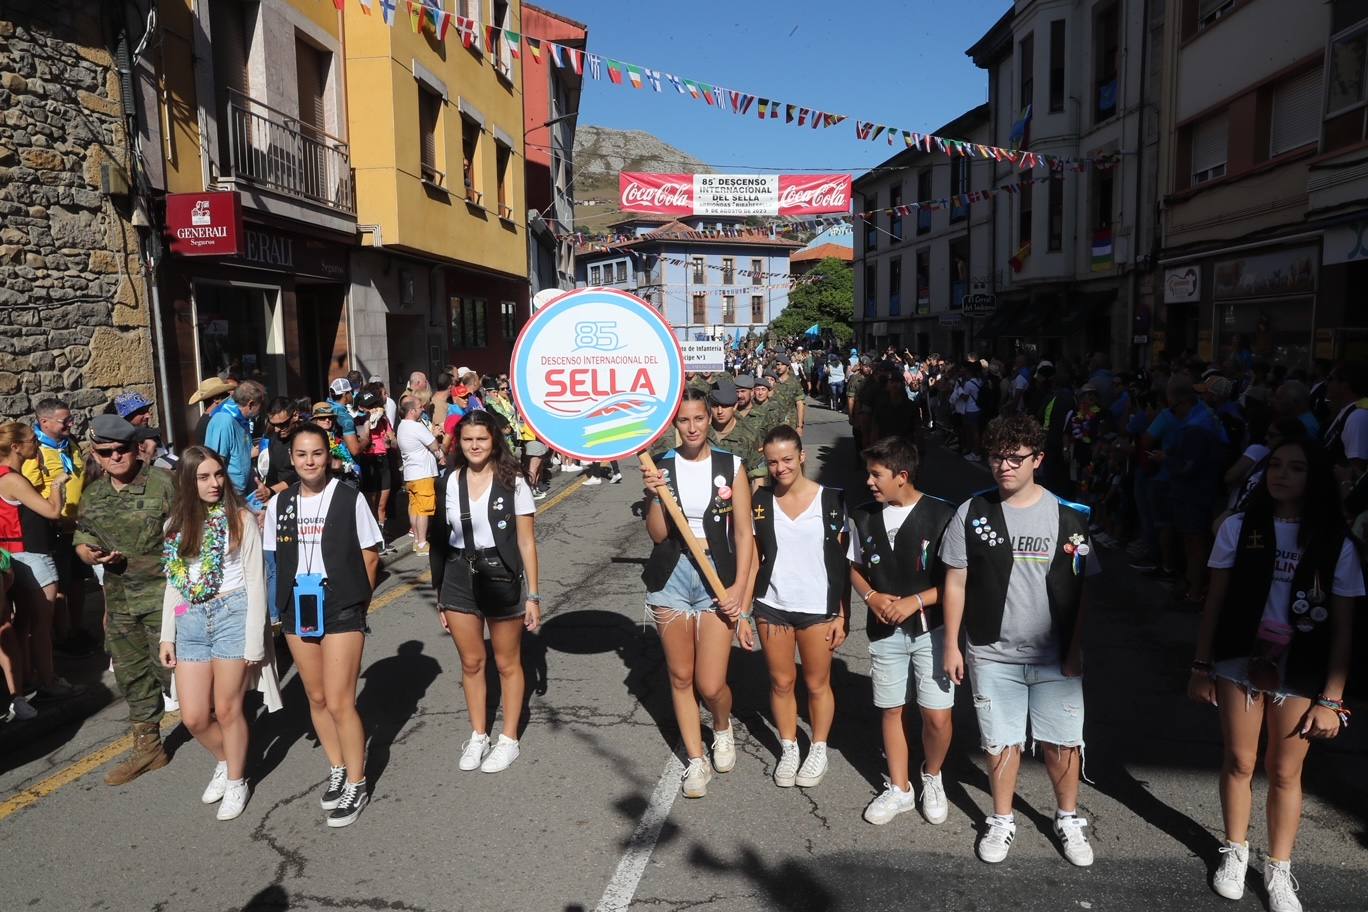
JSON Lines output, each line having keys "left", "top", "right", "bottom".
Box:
{"left": 430, "top": 410, "right": 540, "bottom": 775}
{"left": 641, "top": 390, "right": 755, "bottom": 798}
{"left": 1190, "top": 438, "right": 1363, "bottom": 908}
{"left": 158, "top": 447, "right": 281, "bottom": 821}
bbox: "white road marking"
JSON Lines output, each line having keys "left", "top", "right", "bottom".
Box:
{"left": 594, "top": 754, "right": 685, "bottom": 912}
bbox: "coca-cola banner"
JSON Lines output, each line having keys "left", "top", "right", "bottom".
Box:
{"left": 620, "top": 172, "right": 852, "bottom": 218}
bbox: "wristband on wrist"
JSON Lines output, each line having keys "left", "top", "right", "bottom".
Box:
{"left": 526, "top": 593, "right": 542, "bottom": 602}
{"left": 1190, "top": 659, "right": 1213, "bottom": 673}
{"left": 861, "top": 589, "right": 878, "bottom": 602}
{"left": 913, "top": 593, "right": 925, "bottom": 613}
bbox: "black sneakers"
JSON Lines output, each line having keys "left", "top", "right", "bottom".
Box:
{"left": 320, "top": 766, "right": 347, "bottom": 810}
{"left": 327, "top": 778, "right": 368, "bottom": 828}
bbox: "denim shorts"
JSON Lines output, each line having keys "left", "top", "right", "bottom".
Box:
{"left": 10, "top": 551, "right": 58, "bottom": 591}
{"left": 647, "top": 555, "right": 716, "bottom": 616}
{"left": 175, "top": 588, "right": 250, "bottom": 662}
{"left": 968, "top": 657, "right": 1084, "bottom": 753}
{"left": 1211, "top": 657, "right": 1315, "bottom": 702}
{"left": 869, "top": 624, "right": 955, "bottom": 710}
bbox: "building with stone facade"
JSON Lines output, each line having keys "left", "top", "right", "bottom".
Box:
{"left": 0, "top": 2, "right": 157, "bottom": 425}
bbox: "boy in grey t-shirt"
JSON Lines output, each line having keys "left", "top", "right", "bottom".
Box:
{"left": 940, "top": 415, "right": 1098, "bottom": 869}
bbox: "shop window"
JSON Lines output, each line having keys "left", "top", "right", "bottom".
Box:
{"left": 692, "top": 256, "right": 705, "bottom": 283}
{"left": 1048, "top": 173, "right": 1064, "bottom": 252}
{"left": 419, "top": 86, "right": 443, "bottom": 186}
{"left": 461, "top": 115, "right": 481, "bottom": 203}
{"left": 950, "top": 157, "right": 969, "bottom": 222}
{"left": 1048, "top": 20, "right": 1066, "bottom": 113}
{"left": 500, "top": 300, "right": 516, "bottom": 340}
{"left": 751, "top": 295, "right": 764, "bottom": 323}
{"left": 751, "top": 258, "right": 763, "bottom": 284}
{"left": 864, "top": 262, "right": 877, "bottom": 318}
{"left": 1189, "top": 112, "right": 1228, "bottom": 185}
{"left": 889, "top": 256, "right": 902, "bottom": 317}
{"left": 1269, "top": 69, "right": 1321, "bottom": 157}
{"left": 722, "top": 257, "right": 735, "bottom": 283}
{"left": 196, "top": 284, "right": 279, "bottom": 388}
{"left": 722, "top": 295, "right": 736, "bottom": 324}
{"left": 451, "top": 296, "right": 487, "bottom": 349}
{"left": 890, "top": 184, "right": 903, "bottom": 240}
{"left": 915, "top": 249, "right": 930, "bottom": 314}
{"left": 495, "top": 140, "right": 512, "bottom": 219}
{"left": 1093, "top": 3, "right": 1120, "bottom": 124}
{"left": 1019, "top": 31, "right": 1034, "bottom": 114}
{"left": 692, "top": 294, "right": 707, "bottom": 324}
{"left": 916, "top": 170, "right": 932, "bottom": 234}
{"left": 615, "top": 261, "right": 627, "bottom": 284}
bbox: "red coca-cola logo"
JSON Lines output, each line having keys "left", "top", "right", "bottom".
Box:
{"left": 778, "top": 179, "right": 849, "bottom": 209}
{"left": 621, "top": 180, "right": 693, "bottom": 208}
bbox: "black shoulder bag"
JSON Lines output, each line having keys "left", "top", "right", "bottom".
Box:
{"left": 458, "top": 469, "right": 523, "bottom": 606}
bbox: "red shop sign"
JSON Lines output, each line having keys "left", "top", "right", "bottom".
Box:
{"left": 165, "top": 191, "right": 244, "bottom": 256}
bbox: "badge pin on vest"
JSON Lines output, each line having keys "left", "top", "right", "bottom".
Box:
{"left": 498, "top": 520, "right": 508, "bottom": 530}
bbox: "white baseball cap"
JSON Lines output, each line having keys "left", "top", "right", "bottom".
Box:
{"left": 329, "top": 377, "right": 352, "bottom": 396}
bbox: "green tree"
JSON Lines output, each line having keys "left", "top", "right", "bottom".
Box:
{"left": 768, "top": 257, "right": 854, "bottom": 345}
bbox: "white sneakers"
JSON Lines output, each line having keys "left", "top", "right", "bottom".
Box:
{"left": 681, "top": 756, "right": 712, "bottom": 798}
{"left": 481, "top": 735, "right": 520, "bottom": 773}
{"left": 1264, "top": 859, "right": 1302, "bottom": 912}
{"left": 711, "top": 724, "right": 736, "bottom": 773}
{"left": 217, "top": 779, "right": 249, "bottom": 821}
{"left": 459, "top": 733, "right": 491, "bottom": 771}
{"left": 774, "top": 740, "right": 800, "bottom": 788}
{"left": 978, "top": 814, "right": 1016, "bottom": 863}
{"left": 864, "top": 782, "right": 917, "bottom": 825}
{"left": 458, "top": 732, "right": 520, "bottom": 772}
{"left": 200, "top": 761, "right": 248, "bottom": 820}
{"left": 1053, "top": 814, "right": 1095, "bottom": 867}
{"left": 919, "top": 766, "right": 948, "bottom": 825}
{"left": 201, "top": 761, "right": 229, "bottom": 804}
{"left": 582, "top": 476, "right": 604, "bottom": 486}
{"left": 6, "top": 695, "right": 37, "bottom": 722}
{"left": 794, "top": 742, "right": 828, "bottom": 788}
{"left": 1213, "top": 840, "right": 1249, "bottom": 899}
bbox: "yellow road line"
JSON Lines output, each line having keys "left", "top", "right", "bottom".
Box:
{"left": 0, "top": 476, "right": 587, "bottom": 821}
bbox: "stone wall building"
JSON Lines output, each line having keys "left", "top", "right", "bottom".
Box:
{"left": 0, "top": 2, "right": 155, "bottom": 423}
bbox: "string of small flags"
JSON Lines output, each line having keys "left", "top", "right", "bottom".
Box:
{"left": 635, "top": 280, "right": 819, "bottom": 296}
{"left": 333, "top": 0, "right": 1118, "bottom": 170}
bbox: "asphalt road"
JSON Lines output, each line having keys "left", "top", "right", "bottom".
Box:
{"left": 1, "top": 405, "right": 1365, "bottom": 912}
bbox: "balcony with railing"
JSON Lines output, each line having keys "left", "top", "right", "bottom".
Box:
{"left": 224, "top": 90, "right": 356, "bottom": 216}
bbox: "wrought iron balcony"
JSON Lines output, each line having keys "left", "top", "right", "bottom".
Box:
{"left": 225, "top": 90, "right": 356, "bottom": 216}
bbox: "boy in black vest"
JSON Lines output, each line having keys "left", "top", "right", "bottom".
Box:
{"left": 941, "top": 414, "right": 1100, "bottom": 867}
{"left": 848, "top": 437, "right": 957, "bottom": 827}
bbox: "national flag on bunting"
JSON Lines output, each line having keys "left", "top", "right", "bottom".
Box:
{"left": 606, "top": 59, "right": 624, "bottom": 84}
{"left": 485, "top": 25, "right": 497, "bottom": 50}
{"left": 797, "top": 107, "right": 808, "bottom": 126}
{"left": 757, "top": 98, "right": 770, "bottom": 118}
{"left": 506, "top": 30, "right": 521, "bottom": 59}
{"left": 567, "top": 48, "right": 584, "bottom": 75}
{"left": 1091, "top": 228, "right": 1114, "bottom": 272}
{"left": 667, "top": 73, "right": 686, "bottom": 94}
{"left": 380, "top": 0, "right": 396, "bottom": 24}
{"left": 525, "top": 37, "right": 542, "bottom": 62}
{"left": 810, "top": 110, "right": 822, "bottom": 129}
{"left": 435, "top": 8, "right": 452, "bottom": 40}
{"left": 587, "top": 53, "right": 601, "bottom": 79}
{"left": 332, "top": 0, "right": 344, "bottom": 9}
{"left": 358, "top": 0, "right": 372, "bottom": 12}
{"left": 406, "top": 0, "right": 421, "bottom": 32}
{"left": 626, "top": 65, "right": 643, "bottom": 88}
{"left": 785, "top": 104, "right": 796, "bottom": 123}
{"left": 547, "top": 42, "right": 565, "bottom": 68}
{"left": 870, "top": 125, "right": 885, "bottom": 141}
{"left": 711, "top": 86, "right": 725, "bottom": 107}
{"left": 824, "top": 113, "right": 845, "bottom": 128}
{"left": 737, "top": 94, "right": 755, "bottom": 115}
{"left": 682, "top": 80, "right": 700, "bottom": 99}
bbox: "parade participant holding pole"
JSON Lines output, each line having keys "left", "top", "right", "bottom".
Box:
{"left": 158, "top": 446, "right": 281, "bottom": 821}
{"left": 849, "top": 436, "right": 957, "bottom": 826}
{"left": 641, "top": 390, "right": 755, "bottom": 797}
{"left": 748, "top": 424, "right": 848, "bottom": 788}
{"left": 1190, "top": 437, "right": 1361, "bottom": 911}
{"left": 262, "top": 423, "right": 382, "bottom": 827}
{"left": 428, "top": 410, "right": 541, "bottom": 774}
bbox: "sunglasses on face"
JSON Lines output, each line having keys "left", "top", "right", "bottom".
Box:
{"left": 95, "top": 444, "right": 133, "bottom": 457}
{"left": 988, "top": 452, "right": 1038, "bottom": 469}
{"left": 269, "top": 417, "right": 295, "bottom": 429}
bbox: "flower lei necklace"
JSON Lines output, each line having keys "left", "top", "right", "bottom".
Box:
{"left": 163, "top": 504, "right": 228, "bottom": 604}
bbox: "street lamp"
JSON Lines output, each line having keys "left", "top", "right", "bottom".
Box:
{"left": 540, "top": 112, "right": 578, "bottom": 129}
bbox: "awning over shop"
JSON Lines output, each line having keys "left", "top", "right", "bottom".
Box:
{"left": 977, "top": 295, "right": 1059, "bottom": 337}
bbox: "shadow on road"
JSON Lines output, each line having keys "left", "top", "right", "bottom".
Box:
{"left": 358, "top": 639, "right": 441, "bottom": 791}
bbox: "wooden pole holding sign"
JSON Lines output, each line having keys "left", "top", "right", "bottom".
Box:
{"left": 638, "top": 451, "right": 730, "bottom": 602}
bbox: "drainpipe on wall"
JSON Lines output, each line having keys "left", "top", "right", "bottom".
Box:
{"left": 1130, "top": 0, "right": 1152, "bottom": 371}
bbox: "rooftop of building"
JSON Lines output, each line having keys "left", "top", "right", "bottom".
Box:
{"left": 791, "top": 243, "right": 854, "bottom": 263}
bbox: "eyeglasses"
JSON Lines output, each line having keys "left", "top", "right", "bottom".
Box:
{"left": 988, "top": 451, "right": 1039, "bottom": 469}
{"left": 95, "top": 444, "right": 133, "bottom": 457}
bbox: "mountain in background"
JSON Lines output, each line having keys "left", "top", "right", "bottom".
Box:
{"left": 571, "top": 125, "right": 706, "bottom": 231}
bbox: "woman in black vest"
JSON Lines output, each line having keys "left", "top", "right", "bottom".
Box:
{"left": 641, "top": 390, "right": 754, "bottom": 798}
{"left": 1190, "top": 437, "right": 1362, "bottom": 909}
{"left": 748, "top": 424, "right": 848, "bottom": 788}
{"left": 429, "top": 410, "right": 540, "bottom": 775}
{"left": 263, "top": 424, "right": 383, "bottom": 828}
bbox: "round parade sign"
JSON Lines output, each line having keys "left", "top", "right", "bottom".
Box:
{"left": 511, "top": 287, "right": 685, "bottom": 462}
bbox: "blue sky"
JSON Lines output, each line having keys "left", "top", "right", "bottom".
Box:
{"left": 541, "top": 0, "right": 1007, "bottom": 174}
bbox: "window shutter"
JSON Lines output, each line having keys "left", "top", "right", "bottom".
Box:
{"left": 1191, "top": 112, "right": 1229, "bottom": 175}
{"left": 420, "top": 91, "right": 437, "bottom": 176}
{"left": 1270, "top": 70, "right": 1322, "bottom": 156}
{"left": 1199, "top": 0, "right": 1231, "bottom": 18}
{"left": 295, "top": 41, "right": 326, "bottom": 130}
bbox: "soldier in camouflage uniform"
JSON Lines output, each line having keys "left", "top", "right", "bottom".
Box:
{"left": 705, "top": 378, "right": 767, "bottom": 488}
{"left": 74, "top": 415, "right": 177, "bottom": 786}
{"left": 748, "top": 374, "right": 781, "bottom": 437}
{"left": 771, "top": 353, "right": 807, "bottom": 434}
{"left": 733, "top": 374, "right": 760, "bottom": 430}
